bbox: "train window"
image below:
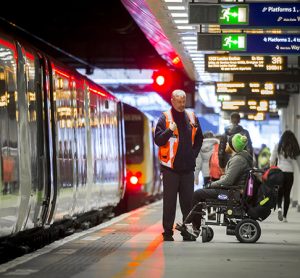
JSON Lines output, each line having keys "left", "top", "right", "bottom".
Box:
{"left": 124, "top": 114, "right": 144, "bottom": 164}
{"left": 53, "top": 68, "right": 75, "bottom": 189}
{"left": 0, "top": 37, "right": 19, "bottom": 195}
{"left": 23, "top": 49, "right": 39, "bottom": 193}
{"left": 104, "top": 99, "right": 109, "bottom": 109}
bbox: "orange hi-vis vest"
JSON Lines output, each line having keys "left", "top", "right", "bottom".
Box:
{"left": 158, "top": 109, "right": 198, "bottom": 169}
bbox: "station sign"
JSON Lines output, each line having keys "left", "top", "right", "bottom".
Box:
{"left": 198, "top": 34, "right": 300, "bottom": 54}
{"left": 245, "top": 3, "right": 300, "bottom": 28}
{"left": 205, "top": 55, "right": 287, "bottom": 73}
{"left": 221, "top": 99, "right": 269, "bottom": 113}
{"left": 216, "top": 82, "right": 275, "bottom": 95}
{"left": 189, "top": 3, "right": 300, "bottom": 27}
{"left": 189, "top": 3, "right": 248, "bottom": 25}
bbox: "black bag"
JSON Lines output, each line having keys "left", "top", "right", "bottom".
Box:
{"left": 247, "top": 166, "right": 284, "bottom": 221}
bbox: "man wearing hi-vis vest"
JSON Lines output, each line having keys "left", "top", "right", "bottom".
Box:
{"left": 154, "top": 89, "right": 203, "bottom": 241}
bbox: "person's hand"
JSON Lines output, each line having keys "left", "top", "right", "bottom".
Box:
{"left": 169, "top": 122, "right": 177, "bottom": 132}
{"left": 208, "top": 182, "right": 219, "bottom": 189}
{"left": 206, "top": 181, "right": 212, "bottom": 188}
{"left": 220, "top": 168, "right": 225, "bottom": 175}
{"left": 194, "top": 177, "right": 199, "bottom": 185}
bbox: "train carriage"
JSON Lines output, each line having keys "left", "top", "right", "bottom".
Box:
{"left": 0, "top": 29, "right": 126, "bottom": 240}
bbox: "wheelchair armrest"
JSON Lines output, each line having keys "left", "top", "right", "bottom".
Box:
{"left": 211, "top": 186, "right": 241, "bottom": 190}
{"left": 250, "top": 168, "right": 265, "bottom": 174}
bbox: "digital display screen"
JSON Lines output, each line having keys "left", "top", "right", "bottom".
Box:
{"left": 189, "top": 3, "right": 300, "bottom": 27}
{"left": 216, "top": 82, "right": 275, "bottom": 95}
{"left": 198, "top": 34, "right": 300, "bottom": 54}
{"left": 205, "top": 55, "right": 287, "bottom": 72}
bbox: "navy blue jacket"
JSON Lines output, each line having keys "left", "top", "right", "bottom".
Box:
{"left": 154, "top": 108, "right": 203, "bottom": 173}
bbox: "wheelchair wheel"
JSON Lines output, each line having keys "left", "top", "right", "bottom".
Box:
{"left": 202, "top": 226, "right": 214, "bottom": 243}
{"left": 235, "top": 219, "right": 261, "bottom": 243}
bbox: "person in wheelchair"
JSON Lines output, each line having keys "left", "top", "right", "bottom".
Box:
{"left": 178, "top": 133, "right": 253, "bottom": 239}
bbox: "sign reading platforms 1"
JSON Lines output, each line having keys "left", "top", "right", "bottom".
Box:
{"left": 198, "top": 34, "right": 300, "bottom": 54}
{"left": 205, "top": 55, "right": 287, "bottom": 73}
{"left": 189, "top": 3, "right": 300, "bottom": 27}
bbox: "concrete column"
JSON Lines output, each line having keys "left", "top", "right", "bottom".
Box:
{"left": 294, "top": 93, "right": 300, "bottom": 211}
{"left": 289, "top": 95, "right": 298, "bottom": 207}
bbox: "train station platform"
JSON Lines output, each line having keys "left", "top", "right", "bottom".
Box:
{"left": 0, "top": 200, "right": 300, "bottom": 278}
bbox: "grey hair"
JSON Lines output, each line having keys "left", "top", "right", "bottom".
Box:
{"left": 171, "top": 89, "right": 186, "bottom": 98}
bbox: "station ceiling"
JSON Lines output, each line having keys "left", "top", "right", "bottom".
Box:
{"left": 0, "top": 0, "right": 299, "bottom": 104}
{"left": 0, "top": 0, "right": 167, "bottom": 70}
{"left": 1, "top": 0, "right": 299, "bottom": 83}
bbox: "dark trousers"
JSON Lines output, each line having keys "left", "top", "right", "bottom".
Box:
{"left": 162, "top": 168, "right": 194, "bottom": 236}
{"left": 278, "top": 172, "right": 294, "bottom": 217}
{"left": 203, "top": 177, "right": 211, "bottom": 188}
{"left": 188, "top": 188, "right": 226, "bottom": 230}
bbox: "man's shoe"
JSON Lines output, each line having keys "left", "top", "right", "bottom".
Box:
{"left": 163, "top": 234, "right": 174, "bottom": 241}
{"left": 178, "top": 224, "right": 198, "bottom": 240}
{"left": 278, "top": 209, "right": 283, "bottom": 221}
{"left": 283, "top": 217, "right": 288, "bottom": 223}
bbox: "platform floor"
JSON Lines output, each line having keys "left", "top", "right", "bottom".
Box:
{"left": 1, "top": 200, "right": 300, "bottom": 278}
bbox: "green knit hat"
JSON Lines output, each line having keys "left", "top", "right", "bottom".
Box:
{"left": 229, "top": 133, "right": 248, "bottom": 152}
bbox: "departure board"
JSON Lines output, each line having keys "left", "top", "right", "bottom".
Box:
{"left": 205, "top": 55, "right": 287, "bottom": 72}
{"left": 216, "top": 82, "right": 275, "bottom": 95}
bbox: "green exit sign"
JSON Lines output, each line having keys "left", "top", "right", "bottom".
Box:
{"left": 219, "top": 5, "right": 248, "bottom": 25}
{"left": 222, "top": 34, "right": 247, "bottom": 51}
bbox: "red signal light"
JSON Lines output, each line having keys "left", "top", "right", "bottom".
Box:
{"left": 151, "top": 69, "right": 173, "bottom": 94}
{"left": 155, "top": 75, "right": 165, "bottom": 86}
{"left": 126, "top": 171, "right": 142, "bottom": 188}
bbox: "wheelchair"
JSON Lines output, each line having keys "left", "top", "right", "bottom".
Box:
{"left": 176, "top": 169, "right": 270, "bottom": 243}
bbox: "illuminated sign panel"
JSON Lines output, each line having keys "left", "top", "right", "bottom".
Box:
{"left": 189, "top": 3, "right": 300, "bottom": 27}
{"left": 205, "top": 55, "right": 287, "bottom": 73}
{"left": 222, "top": 34, "right": 246, "bottom": 50}
{"left": 245, "top": 3, "right": 300, "bottom": 28}
{"left": 216, "top": 82, "right": 275, "bottom": 95}
{"left": 221, "top": 99, "right": 271, "bottom": 114}
{"left": 219, "top": 5, "right": 248, "bottom": 25}
{"left": 198, "top": 34, "right": 300, "bottom": 54}
{"left": 189, "top": 3, "right": 248, "bottom": 25}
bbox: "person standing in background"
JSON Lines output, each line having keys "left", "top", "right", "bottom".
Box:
{"left": 154, "top": 89, "right": 203, "bottom": 241}
{"left": 257, "top": 144, "right": 271, "bottom": 169}
{"left": 194, "top": 131, "right": 218, "bottom": 187}
{"left": 270, "top": 130, "right": 300, "bottom": 222}
{"left": 218, "top": 112, "right": 253, "bottom": 172}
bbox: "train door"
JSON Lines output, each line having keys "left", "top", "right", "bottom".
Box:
{"left": 50, "top": 66, "right": 76, "bottom": 221}
{"left": 117, "top": 101, "right": 126, "bottom": 199}
{"left": 14, "top": 45, "right": 51, "bottom": 230}
{"left": 42, "top": 58, "right": 57, "bottom": 225}
{"left": 0, "top": 35, "right": 21, "bottom": 237}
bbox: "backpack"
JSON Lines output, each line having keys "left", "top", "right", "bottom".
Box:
{"left": 246, "top": 166, "right": 284, "bottom": 221}
{"left": 209, "top": 144, "right": 222, "bottom": 180}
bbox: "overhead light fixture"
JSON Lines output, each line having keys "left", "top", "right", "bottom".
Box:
{"left": 167, "top": 6, "right": 185, "bottom": 11}
{"left": 164, "top": 0, "right": 183, "bottom": 2}
{"left": 173, "top": 19, "right": 188, "bottom": 24}
{"left": 183, "top": 41, "right": 197, "bottom": 45}
{"left": 181, "top": 36, "right": 197, "bottom": 41}
{"left": 177, "top": 25, "right": 194, "bottom": 30}
{"left": 185, "top": 45, "right": 197, "bottom": 50}
{"left": 170, "top": 12, "right": 188, "bottom": 18}
{"left": 190, "top": 53, "right": 203, "bottom": 57}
